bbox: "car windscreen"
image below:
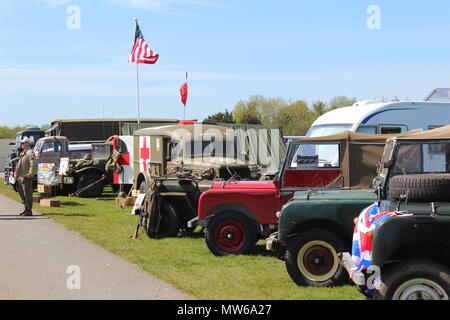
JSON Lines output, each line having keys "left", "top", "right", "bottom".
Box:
{"left": 16, "top": 132, "right": 45, "bottom": 147}
{"left": 392, "top": 142, "right": 450, "bottom": 175}
{"left": 184, "top": 140, "right": 238, "bottom": 159}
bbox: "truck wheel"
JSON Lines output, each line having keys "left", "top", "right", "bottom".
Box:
{"left": 374, "top": 259, "right": 450, "bottom": 300}
{"left": 285, "top": 229, "right": 348, "bottom": 287}
{"left": 205, "top": 212, "right": 257, "bottom": 256}
{"left": 388, "top": 173, "right": 450, "bottom": 202}
{"left": 76, "top": 173, "right": 104, "bottom": 198}
{"left": 157, "top": 201, "right": 181, "bottom": 238}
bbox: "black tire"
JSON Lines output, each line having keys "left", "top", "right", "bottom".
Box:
{"left": 76, "top": 173, "right": 104, "bottom": 198}
{"left": 374, "top": 259, "right": 450, "bottom": 300}
{"left": 388, "top": 173, "right": 450, "bottom": 202}
{"left": 205, "top": 211, "right": 257, "bottom": 256}
{"left": 156, "top": 201, "right": 181, "bottom": 238}
{"left": 285, "top": 229, "right": 349, "bottom": 287}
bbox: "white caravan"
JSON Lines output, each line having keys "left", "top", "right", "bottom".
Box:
{"left": 306, "top": 88, "right": 450, "bottom": 137}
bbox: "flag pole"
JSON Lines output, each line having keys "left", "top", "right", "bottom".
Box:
{"left": 136, "top": 62, "right": 141, "bottom": 124}
{"left": 134, "top": 18, "right": 141, "bottom": 125}
{"left": 184, "top": 72, "right": 188, "bottom": 120}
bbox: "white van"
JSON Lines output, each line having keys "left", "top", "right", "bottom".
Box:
{"left": 306, "top": 88, "right": 450, "bottom": 137}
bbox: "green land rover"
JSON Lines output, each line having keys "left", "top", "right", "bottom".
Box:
{"left": 267, "top": 125, "right": 450, "bottom": 294}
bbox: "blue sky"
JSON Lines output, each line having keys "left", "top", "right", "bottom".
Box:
{"left": 1, "top": 0, "right": 450, "bottom": 126}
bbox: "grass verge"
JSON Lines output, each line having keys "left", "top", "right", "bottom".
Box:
{"left": 0, "top": 180, "right": 363, "bottom": 300}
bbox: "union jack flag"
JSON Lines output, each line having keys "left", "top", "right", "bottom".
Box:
{"left": 128, "top": 20, "right": 159, "bottom": 64}
{"left": 350, "top": 204, "right": 399, "bottom": 277}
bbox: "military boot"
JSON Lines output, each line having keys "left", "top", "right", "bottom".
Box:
{"left": 19, "top": 206, "right": 27, "bottom": 216}
{"left": 22, "top": 207, "right": 33, "bottom": 216}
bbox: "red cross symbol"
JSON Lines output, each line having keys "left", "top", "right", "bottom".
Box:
{"left": 112, "top": 136, "right": 131, "bottom": 166}
{"left": 118, "top": 153, "right": 130, "bottom": 166}
{"left": 140, "top": 137, "right": 150, "bottom": 172}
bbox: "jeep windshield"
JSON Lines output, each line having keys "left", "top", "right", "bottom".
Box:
{"left": 392, "top": 141, "right": 450, "bottom": 175}
{"left": 184, "top": 140, "right": 241, "bottom": 160}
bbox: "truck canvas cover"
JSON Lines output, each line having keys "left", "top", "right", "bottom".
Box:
{"left": 291, "top": 130, "right": 421, "bottom": 189}
{"left": 47, "top": 118, "right": 179, "bottom": 142}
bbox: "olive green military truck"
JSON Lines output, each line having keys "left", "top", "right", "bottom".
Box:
{"left": 132, "top": 123, "right": 260, "bottom": 238}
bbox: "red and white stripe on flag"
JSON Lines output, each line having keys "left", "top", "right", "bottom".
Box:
{"left": 128, "top": 21, "right": 159, "bottom": 64}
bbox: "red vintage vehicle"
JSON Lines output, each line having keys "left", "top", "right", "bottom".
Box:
{"left": 197, "top": 131, "right": 408, "bottom": 256}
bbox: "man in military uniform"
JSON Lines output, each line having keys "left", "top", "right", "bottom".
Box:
{"left": 15, "top": 138, "right": 37, "bottom": 216}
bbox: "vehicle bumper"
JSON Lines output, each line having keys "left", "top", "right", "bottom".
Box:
{"left": 265, "top": 232, "right": 286, "bottom": 260}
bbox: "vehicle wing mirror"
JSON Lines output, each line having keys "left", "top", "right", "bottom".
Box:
{"left": 383, "top": 159, "right": 395, "bottom": 169}
{"left": 9, "top": 141, "right": 15, "bottom": 146}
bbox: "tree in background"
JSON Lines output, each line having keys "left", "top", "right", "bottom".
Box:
{"left": 231, "top": 95, "right": 358, "bottom": 136}
{"left": 311, "top": 100, "right": 328, "bottom": 118}
{"left": 233, "top": 95, "right": 287, "bottom": 125}
{"left": 0, "top": 124, "right": 47, "bottom": 139}
{"left": 203, "top": 109, "right": 235, "bottom": 124}
{"left": 274, "top": 100, "right": 312, "bottom": 136}
{"left": 239, "top": 113, "right": 262, "bottom": 125}
{"left": 329, "top": 96, "right": 357, "bottom": 110}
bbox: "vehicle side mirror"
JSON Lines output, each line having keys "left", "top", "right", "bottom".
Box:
{"left": 384, "top": 159, "right": 395, "bottom": 169}
{"left": 9, "top": 141, "right": 15, "bottom": 146}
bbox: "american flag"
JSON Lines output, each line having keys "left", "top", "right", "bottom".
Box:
{"left": 128, "top": 20, "right": 159, "bottom": 64}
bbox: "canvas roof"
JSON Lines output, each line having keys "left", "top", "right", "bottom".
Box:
{"left": 290, "top": 129, "right": 422, "bottom": 189}
{"left": 134, "top": 124, "right": 236, "bottom": 140}
{"left": 50, "top": 118, "right": 179, "bottom": 124}
{"left": 393, "top": 124, "right": 450, "bottom": 141}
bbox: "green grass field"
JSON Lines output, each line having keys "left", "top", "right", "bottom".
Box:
{"left": 0, "top": 180, "right": 363, "bottom": 300}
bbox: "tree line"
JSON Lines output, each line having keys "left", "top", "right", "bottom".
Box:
{"left": 203, "top": 95, "right": 357, "bottom": 136}
{"left": 0, "top": 125, "right": 49, "bottom": 139}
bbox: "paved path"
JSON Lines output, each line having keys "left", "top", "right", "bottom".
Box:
{"left": 0, "top": 193, "right": 192, "bottom": 300}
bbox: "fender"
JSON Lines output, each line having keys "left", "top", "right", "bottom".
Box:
{"left": 372, "top": 215, "right": 450, "bottom": 267}
{"left": 198, "top": 186, "right": 278, "bottom": 225}
{"left": 278, "top": 197, "right": 375, "bottom": 241}
{"left": 203, "top": 202, "right": 256, "bottom": 222}
{"left": 136, "top": 171, "right": 152, "bottom": 190}
{"left": 201, "top": 202, "right": 261, "bottom": 234}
